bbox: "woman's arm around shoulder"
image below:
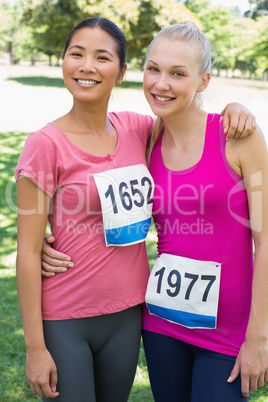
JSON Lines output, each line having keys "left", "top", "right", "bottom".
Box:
{"left": 221, "top": 102, "right": 256, "bottom": 140}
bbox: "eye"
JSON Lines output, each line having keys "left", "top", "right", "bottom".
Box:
{"left": 147, "top": 66, "right": 159, "bottom": 72}
{"left": 71, "top": 52, "right": 82, "bottom": 57}
{"left": 173, "top": 71, "right": 184, "bottom": 77}
{"left": 98, "top": 56, "right": 110, "bottom": 61}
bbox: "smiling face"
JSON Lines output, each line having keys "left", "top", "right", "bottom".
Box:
{"left": 143, "top": 38, "right": 210, "bottom": 119}
{"left": 63, "top": 27, "right": 126, "bottom": 105}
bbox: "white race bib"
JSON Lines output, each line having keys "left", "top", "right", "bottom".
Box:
{"left": 145, "top": 254, "right": 221, "bottom": 329}
{"left": 94, "top": 164, "right": 154, "bottom": 247}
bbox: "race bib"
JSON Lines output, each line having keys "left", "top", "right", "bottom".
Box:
{"left": 145, "top": 254, "right": 221, "bottom": 329}
{"left": 94, "top": 164, "right": 154, "bottom": 247}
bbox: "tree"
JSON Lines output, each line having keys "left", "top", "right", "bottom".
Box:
{"left": 155, "top": 0, "right": 198, "bottom": 27}
{"left": 128, "top": 0, "right": 161, "bottom": 63}
{"left": 183, "top": 0, "right": 210, "bottom": 14}
{"left": 0, "top": 1, "right": 25, "bottom": 64}
{"left": 246, "top": 0, "right": 268, "bottom": 18}
{"left": 198, "top": 6, "right": 238, "bottom": 74}
{"left": 80, "top": 0, "right": 140, "bottom": 59}
{"left": 231, "top": 17, "right": 259, "bottom": 78}
{"left": 80, "top": 0, "right": 197, "bottom": 64}
{"left": 145, "top": 0, "right": 198, "bottom": 65}
{"left": 21, "top": 0, "right": 84, "bottom": 65}
{"left": 251, "top": 16, "right": 268, "bottom": 78}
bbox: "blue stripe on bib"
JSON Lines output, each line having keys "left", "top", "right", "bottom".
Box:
{"left": 147, "top": 303, "right": 216, "bottom": 329}
{"left": 105, "top": 217, "right": 152, "bottom": 246}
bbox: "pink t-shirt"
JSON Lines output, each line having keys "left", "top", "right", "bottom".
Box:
{"left": 143, "top": 114, "right": 254, "bottom": 356}
{"left": 16, "top": 111, "right": 154, "bottom": 320}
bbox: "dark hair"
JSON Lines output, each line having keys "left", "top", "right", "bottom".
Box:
{"left": 62, "top": 17, "right": 126, "bottom": 69}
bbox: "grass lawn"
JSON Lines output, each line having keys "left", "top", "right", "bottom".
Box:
{"left": 1, "top": 71, "right": 268, "bottom": 400}
{"left": 6, "top": 75, "right": 144, "bottom": 90}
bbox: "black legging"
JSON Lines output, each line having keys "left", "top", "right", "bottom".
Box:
{"left": 43, "top": 305, "right": 142, "bottom": 402}
{"left": 143, "top": 330, "right": 248, "bottom": 402}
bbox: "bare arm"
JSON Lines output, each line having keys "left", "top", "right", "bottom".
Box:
{"left": 226, "top": 128, "right": 268, "bottom": 397}
{"left": 16, "top": 177, "right": 59, "bottom": 398}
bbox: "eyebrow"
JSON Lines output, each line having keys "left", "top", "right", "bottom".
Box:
{"left": 68, "top": 45, "right": 114, "bottom": 57}
{"left": 148, "top": 59, "right": 188, "bottom": 69}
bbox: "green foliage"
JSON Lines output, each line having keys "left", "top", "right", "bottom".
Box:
{"left": 223, "top": 16, "right": 268, "bottom": 78}
{"left": 0, "top": 131, "right": 26, "bottom": 266}
{"left": 189, "top": 2, "right": 268, "bottom": 78}
{"left": 16, "top": 0, "right": 196, "bottom": 65}
{"left": 79, "top": 0, "right": 196, "bottom": 65}
{"left": 183, "top": 0, "right": 210, "bottom": 14}
{"left": 128, "top": 0, "right": 161, "bottom": 63}
{"left": 131, "top": 0, "right": 198, "bottom": 65}
{"left": 80, "top": 0, "right": 140, "bottom": 42}
{"left": 0, "top": 269, "right": 40, "bottom": 401}
{"left": 0, "top": 1, "right": 26, "bottom": 64}
{"left": 21, "top": 0, "right": 84, "bottom": 62}
{"left": 7, "top": 75, "right": 65, "bottom": 87}
{"left": 1, "top": 0, "right": 267, "bottom": 78}
{"left": 199, "top": 6, "right": 236, "bottom": 72}
{"left": 154, "top": 0, "right": 198, "bottom": 27}
{"left": 253, "top": 16, "right": 268, "bottom": 75}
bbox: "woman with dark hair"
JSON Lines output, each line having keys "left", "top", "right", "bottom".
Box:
{"left": 16, "top": 17, "right": 153, "bottom": 401}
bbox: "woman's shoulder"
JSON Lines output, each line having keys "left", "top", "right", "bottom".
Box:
{"left": 23, "top": 123, "right": 59, "bottom": 147}
{"left": 18, "top": 123, "right": 64, "bottom": 171}
{"left": 228, "top": 124, "right": 266, "bottom": 153}
{"left": 109, "top": 111, "right": 154, "bottom": 142}
{"left": 226, "top": 125, "right": 267, "bottom": 177}
{"left": 28, "top": 121, "right": 69, "bottom": 150}
{"left": 109, "top": 111, "right": 154, "bottom": 126}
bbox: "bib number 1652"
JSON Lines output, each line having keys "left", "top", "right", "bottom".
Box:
{"left": 105, "top": 176, "right": 153, "bottom": 214}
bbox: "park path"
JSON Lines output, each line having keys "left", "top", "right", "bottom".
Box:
{"left": 0, "top": 64, "right": 267, "bottom": 141}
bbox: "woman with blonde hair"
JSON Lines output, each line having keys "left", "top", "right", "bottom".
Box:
{"left": 143, "top": 22, "right": 268, "bottom": 401}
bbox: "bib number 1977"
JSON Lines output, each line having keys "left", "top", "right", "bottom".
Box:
{"left": 155, "top": 266, "right": 216, "bottom": 302}
{"left": 146, "top": 254, "right": 221, "bottom": 329}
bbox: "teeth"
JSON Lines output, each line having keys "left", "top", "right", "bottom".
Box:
{"left": 77, "top": 79, "right": 98, "bottom": 85}
{"left": 155, "top": 95, "right": 173, "bottom": 101}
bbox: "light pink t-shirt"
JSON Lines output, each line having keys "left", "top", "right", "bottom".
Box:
{"left": 143, "top": 114, "right": 254, "bottom": 356}
{"left": 16, "top": 111, "right": 154, "bottom": 320}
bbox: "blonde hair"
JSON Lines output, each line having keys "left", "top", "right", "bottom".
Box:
{"left": 146, "top": 21, "right": 211, "bottom": 165}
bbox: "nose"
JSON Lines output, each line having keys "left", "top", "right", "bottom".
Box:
{"left": 79, "top": 57, "right": 97, "bottom": 73}
{"left": 155, "top": 73, "right": 170, "bottom": 92}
